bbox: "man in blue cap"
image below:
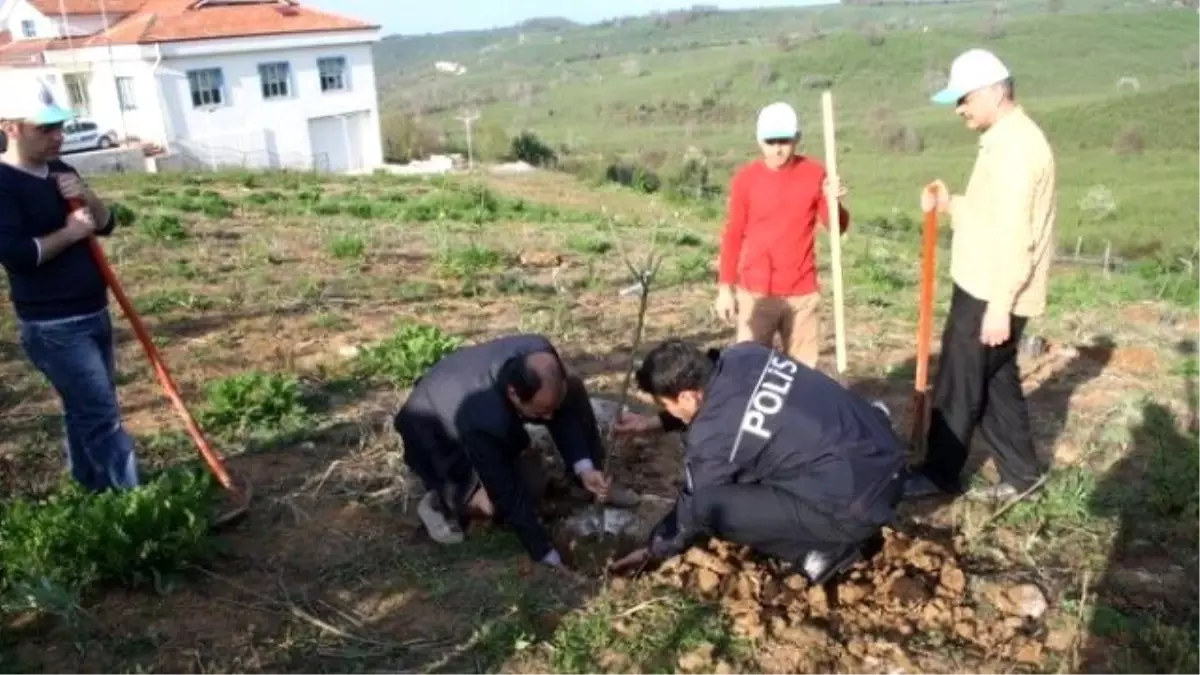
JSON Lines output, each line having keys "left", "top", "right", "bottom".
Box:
{"left": 0, "top": 75, "right": 138, "bottom": 492}
{"left": 904, "top": 48, "right": 1057, "bottom": 503}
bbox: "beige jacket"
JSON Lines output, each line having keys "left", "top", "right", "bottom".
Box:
{"left": 948, "top": 106, "right": 1057, "bottom": 318}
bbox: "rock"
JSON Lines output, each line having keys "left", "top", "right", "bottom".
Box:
{"left": 939, "top": 564, "right": 966, "bottom": 596}
{"left": 954, "top": 620, "right": 976, "bottom": 640}
{"left": 598, "top": 649, "right": 629, "bottom": 672}
{"left": 684, "top": 548, "right": 735, "bottom": 575}
{"left": 695, "top": 568, "right": 721, "bottom": 593}
{"left": 785, "top": 573, "right": 807, "bottom": 591}
{"left": 1005, "top": 583, "right": 1048, "bottom": 619}
{"left": 1014, "top": 639, "right": 1044, "bottom": 665}
{"left": 677, "top": 643, "right": 713, "bottom": 673}
{"left": 713, "top": 660, "right": 735, "bottom": 674}
{"left": 1045, "top": 626, "right": 1077, "bottom": 652}
{"left": 838, "top": 582, "right": 870, "bottom": 605}
{"left": 807, "top": 585, "right": 829, "bottom": 616}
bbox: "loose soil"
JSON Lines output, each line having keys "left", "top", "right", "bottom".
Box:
{"left": 649, "top": 529, "right": 1055, "bottom": 673}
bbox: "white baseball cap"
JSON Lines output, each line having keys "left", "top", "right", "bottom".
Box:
{"left": 931, "top": 48, "right": 1011, "bottom": 105}
{"left": 756, "top": 101, "right": 799, "bottom": 142}
{"left": 0, "top": 75, "right": 74, "bottom": 125}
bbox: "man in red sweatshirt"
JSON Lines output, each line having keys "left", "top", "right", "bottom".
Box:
{"left": 715, "top": 101, "right": 849, "bottom": 368}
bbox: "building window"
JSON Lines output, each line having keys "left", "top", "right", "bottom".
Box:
{"left": 187, "top": 68, "right": 224, "bottom": 108}
{"left": 258, "top": 62, "right": 291, "bottom": 99}
{"left": 63, "top": 74, "right": 90, "bottom": 115}
{"left": 115, "top": 76, "right": 136, "bottom": 110}
{"left": 20, "top": 20, "right": 35, "bottom": 38}
{"left": 317, "top": 56, "right": 348, "bottom": 92}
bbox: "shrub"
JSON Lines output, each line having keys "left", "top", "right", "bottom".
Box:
{"left": 1113, "top": 125, "right": 1145, "bottom": 155}
{"left": 605, "top": 161, "right": 661, "bottom": 193}
{"left": 353, "top": 324, "right": 463, "bottom": 386}
{"left": 0, "top": 467, "right": 219, "bottom": 595}
{"left": 509, "top": 131, "right": 557, "bottom": 167}
{"left": 198, "top": 371, "right": 310, "bottom": 436}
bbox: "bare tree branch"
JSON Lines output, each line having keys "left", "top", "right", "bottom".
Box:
{"left": 597, "top": 212, "right": 666, "bottom": 536}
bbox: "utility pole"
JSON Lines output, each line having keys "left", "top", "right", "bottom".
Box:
{"left": 454, "top": 109, "right": 480, "bottom": 171}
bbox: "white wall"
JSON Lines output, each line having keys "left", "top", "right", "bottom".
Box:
{"left": 158, "top": 41, "right": 382, "bottom": 170}
{"left": 3, "top": 2, "right": 117, "bottom": 40}
{"left": 4, "top": 0, "right": 55, "bottom": 40}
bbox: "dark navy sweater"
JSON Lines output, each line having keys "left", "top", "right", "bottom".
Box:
{"left": 0, "top": 159, "right": 116, "bottom": 321}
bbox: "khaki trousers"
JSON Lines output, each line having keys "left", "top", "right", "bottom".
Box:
{"left": 735, "top": 288, "right": 821, "bottom": 368}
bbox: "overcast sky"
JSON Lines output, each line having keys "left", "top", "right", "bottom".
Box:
{"left": 302, "top": 0, "right": 833, "bottom": 36}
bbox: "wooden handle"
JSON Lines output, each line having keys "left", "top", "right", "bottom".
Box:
{"left": 909, "top": 185, "right": 940, "bottom": 455}
{"left": 72, "top": 197, "right": 239, "bottom": 495}
{"left": 821, "top": 90, "right": 847, "bottom": 375}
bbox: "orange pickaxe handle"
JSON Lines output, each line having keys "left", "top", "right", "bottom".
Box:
{"left": 909, "top": 185, "right": 940, "bottom": 457}
{"left": 69, "top": 198, "right": 238, "bottom": 494}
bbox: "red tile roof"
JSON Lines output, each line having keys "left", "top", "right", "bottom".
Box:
{"left": 7, "top": 0, "right": 375, "bottom": 52}
{"left": 0, "top": 37, "right": 52, "bottom": 66}
{"left": 28, "top": 1, "right": 148, "bottom": 15}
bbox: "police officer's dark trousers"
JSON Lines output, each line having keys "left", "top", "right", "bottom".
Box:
{"left": 689, "top": 482, "right": 883, "bottom": 563}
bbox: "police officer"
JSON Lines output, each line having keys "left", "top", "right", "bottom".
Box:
{"left": 609, "top": 339, "right": 905, "bottom": 584}
{"left": 394, "top": 333, "right": 639, "bottom": 569}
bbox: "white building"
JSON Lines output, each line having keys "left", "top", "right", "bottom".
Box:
{"left": 0, "top": 0, "right": 385, "bottom": 173}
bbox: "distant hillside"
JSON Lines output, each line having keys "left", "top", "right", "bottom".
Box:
{"left": 371, "top": 1, "right": 1194, "bottom": 153}
{"left": 367, "top": 1, "right": 1199, "bottom": 258}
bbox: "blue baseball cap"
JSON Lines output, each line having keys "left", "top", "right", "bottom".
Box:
{"left": 0, "top": 75, "right": 75, "bottom": 125}
{"left": 931, "top": 48, "right": 1011, "bottom": 105}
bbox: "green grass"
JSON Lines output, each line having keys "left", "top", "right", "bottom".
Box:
{"left": 375, "top": 2, "right": 1198, "bottom": 259}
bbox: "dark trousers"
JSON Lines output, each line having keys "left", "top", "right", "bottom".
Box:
{"left": 692, "top": 482, "right": 886, "bottom": 562}
{"left": 395, "top": 375, "right": 602, "bottom": 522}
{"left": 920, "top": 284, "right": 1042, "bottom": 492}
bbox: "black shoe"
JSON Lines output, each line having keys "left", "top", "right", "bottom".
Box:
{"left": 901, "top": 469, "right": 949, "bottom": 501}
{"left": 799, "top": 542, "right": 864, "bottom": 586}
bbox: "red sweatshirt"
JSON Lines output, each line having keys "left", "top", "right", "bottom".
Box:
{"left": 717, "top": 156, "right": 850, "bottom": 297}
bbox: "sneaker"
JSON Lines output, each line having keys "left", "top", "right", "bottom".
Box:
{"left": 605, "top": 483, "right": 641, "bottom": 509}
{"left": 800, "top": 543, "right": 864, "bottom": 586}
{"left": 965, "top": 482, "right": 1022, "bottom": 503}
{"left": 417, "top": 491, "right": 464, "bottom": 545}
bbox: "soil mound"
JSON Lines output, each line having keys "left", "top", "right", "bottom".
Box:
{"left": 651, "top": 528, "right": 1054, "bottom": 673}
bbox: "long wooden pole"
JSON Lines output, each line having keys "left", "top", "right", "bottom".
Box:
{"left": 820, "top": 90, "right": 847, "bottom": 375}
{"left": 909, "top": 185, "right": 940, "bottom": 458}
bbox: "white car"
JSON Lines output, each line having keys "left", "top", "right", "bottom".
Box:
{"left": 60, "top": 119, "right": 118, "bottom": 154}
{"left": 0, "top": 118, "right": 117, "bottom": 154}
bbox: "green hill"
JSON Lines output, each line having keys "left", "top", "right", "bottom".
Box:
{"left": 370, "top": 1, "right": 1199, "bottom": 258}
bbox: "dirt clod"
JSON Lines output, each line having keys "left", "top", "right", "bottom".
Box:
{"left": 647, "top": 528, "right": 1057, "bottom": 672}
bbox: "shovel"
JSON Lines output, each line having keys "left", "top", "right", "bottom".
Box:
{"left": 68, "top": 196, "right": 252, "bottom": 527}
{"left": 909, "top": 184, "right": 941, "bottom": 459}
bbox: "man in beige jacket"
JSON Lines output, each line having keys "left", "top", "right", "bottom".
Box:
{"left": 903, "top": 48, "right": 1057, "bottom": 502}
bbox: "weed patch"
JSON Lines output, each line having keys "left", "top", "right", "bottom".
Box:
{"left": 0, "top": 467, "right": 219, "bottom": 597}
{"left": 352, "top": 323, "right": 463, "bottom": 386}
{"left": 197, "top": 371, "right": 311, "bottom": 437}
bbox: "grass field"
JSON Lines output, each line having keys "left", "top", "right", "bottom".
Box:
{"left": 378, "top": 0, "right": 1199, "bottom": 259}
{"left": 1, "top": 1, "right": 1198, "bottom": 673}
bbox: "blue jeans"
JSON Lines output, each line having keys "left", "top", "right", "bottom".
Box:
{"left": 19, "top": 309, "right": 139, "bottom": 492}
